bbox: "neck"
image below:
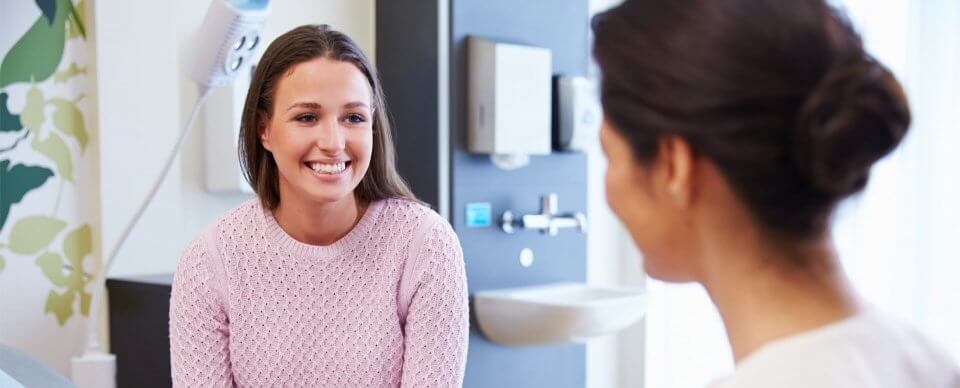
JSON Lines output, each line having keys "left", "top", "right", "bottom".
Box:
{"left": 272, "top": 191, "right": 366, "bottom": 246}
{"left": 699, "top": 228, "right": 862, "bottom": 363}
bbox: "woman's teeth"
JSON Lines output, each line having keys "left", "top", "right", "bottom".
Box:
{"left": 308, "top": 162, "right": 347, "bottom": 174}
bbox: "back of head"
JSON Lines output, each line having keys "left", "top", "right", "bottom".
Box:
{"left": 592, "top": 0, "right": 910, "bottom": 238}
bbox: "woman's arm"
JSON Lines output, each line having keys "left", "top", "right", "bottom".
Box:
{"left": 400, "top": 220, "right": 470, "bottom": 388}
{"left": 169, "top": 236, "right": 234, "bottom": 388}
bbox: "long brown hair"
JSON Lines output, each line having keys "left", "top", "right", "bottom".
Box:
{"left": 592, "top": 0, "right": 910, "bottom": 239}
{"left": 239, "top": 24, "right": 417, "bottom": 210}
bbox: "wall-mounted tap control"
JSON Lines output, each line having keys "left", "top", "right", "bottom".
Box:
{"left": 501, "top": 193, "right": 587, "bottom": 236}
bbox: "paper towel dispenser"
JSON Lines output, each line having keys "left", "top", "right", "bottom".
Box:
{"left": 468, "top": 37, "right": 552, "bottom": 169}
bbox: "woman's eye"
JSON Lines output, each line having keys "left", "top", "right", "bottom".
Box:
{"left": 295, "top": 113, "right": 317, "bottom": 123}
{"left": 345, "top": 114, "right": 366, "bottom": 124}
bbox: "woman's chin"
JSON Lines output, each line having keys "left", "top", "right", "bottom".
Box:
{"left": 301, "top": 188, "right": 353, "bottom": 205}
{"left": 292, "top": 166, "right": 360, "bottom": 202}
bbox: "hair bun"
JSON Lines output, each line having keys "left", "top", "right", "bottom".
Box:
{"left": 793, "top": 57, "right": 911, "bottom": 197}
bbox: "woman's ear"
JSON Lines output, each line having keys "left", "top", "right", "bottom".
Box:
{"left": 660, "top": 135, "right": 695, "bottom": 207}
{"left": 258, "top": 114, "right": 272, "bottom": 152}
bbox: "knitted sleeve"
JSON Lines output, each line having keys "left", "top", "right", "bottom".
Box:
{"left": 399, "top": 220, "right": 470, "bottom": 387}
{"left": 169, "top": 236, "right": 234, "bottom": 388}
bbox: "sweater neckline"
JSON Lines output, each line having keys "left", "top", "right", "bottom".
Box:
{"left": 260, "top": 199, "right": 385, "bottom": 259}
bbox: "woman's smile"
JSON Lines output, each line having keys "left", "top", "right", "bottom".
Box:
{"left": 304, "top": 159, "right": 352, "bottom": 181}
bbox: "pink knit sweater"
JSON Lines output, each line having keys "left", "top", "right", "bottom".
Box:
{"left": 169, "top": 198, "right": 469, "bottom": 387}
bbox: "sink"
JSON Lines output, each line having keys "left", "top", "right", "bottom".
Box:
{"left": 473, "top": 282, "right": 647, "bottom": 346}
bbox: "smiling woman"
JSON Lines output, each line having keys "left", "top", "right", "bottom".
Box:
{"left": 257, "top": 56, "right": 379, "bottom": 242}
{"left": 169, "top": 25, "right": 469, "bottom": 387}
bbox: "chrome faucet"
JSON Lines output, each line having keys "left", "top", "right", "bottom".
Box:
{"left": 501, "top": 193, "right": 587, "bottom": 236}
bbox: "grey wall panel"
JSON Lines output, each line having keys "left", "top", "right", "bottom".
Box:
{"left": 450, "top": 0, "right": 590, "bottom": 387}
{"left": 379, "top": 0, "right": 591, "bottom": 386}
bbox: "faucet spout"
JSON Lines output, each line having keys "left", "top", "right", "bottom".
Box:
{"left": 501, "top": 193, "right": 587, "bottom": 236}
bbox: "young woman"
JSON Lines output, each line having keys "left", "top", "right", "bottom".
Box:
{"left": 170, "top": 25, "right": 468, "bottom": 387}
{"left": 592, "top": 0, "right": 959, "bottom": 387}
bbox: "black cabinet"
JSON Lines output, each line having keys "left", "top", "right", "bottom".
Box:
{"left": 107, "top": 274, "right": 173, "bottom": 388}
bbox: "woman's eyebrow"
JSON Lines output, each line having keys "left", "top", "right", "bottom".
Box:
{"left": 344, "top": 101, "right": 369, "bottom": 110}
{"left": 286, "top": 101, "right": 322, "bottom": 112}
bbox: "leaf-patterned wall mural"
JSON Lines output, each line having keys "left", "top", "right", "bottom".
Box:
{"left": 0, "top": 0, "right": 96, "bottom": 328}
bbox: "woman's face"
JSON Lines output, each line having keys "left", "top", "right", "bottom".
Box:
{"left": 600, "top": 119, "right": 699, "bottom": 281}
{"left": 260, "top": 57, "right": 374, "bottom": 206}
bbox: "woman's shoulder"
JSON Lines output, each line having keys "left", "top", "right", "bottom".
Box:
{"left": 174, "top": 201, "right": 258, "bottom": 310}
{"left": 865, "top": 312, "right": 960, "bottom": 385}
{"left": 377, "top": 197, "right": 435, "bottom": 216}
{"left": 376, "top": 197, "right": 453, "bottom": 235}
{"left": 713, "top": 311, "right": 960, "bottom": 388}
{"left": 181, "top": 198, "right": 264, "bottom": 257}
{"left": 200, "top": 198, "right": 265, "bottom": 237}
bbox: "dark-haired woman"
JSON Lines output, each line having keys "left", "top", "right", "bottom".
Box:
{"left": 592, "top": 0, "right": 959, "bottom": 386}
{"left": 169, "top": 25, "right": 468, "bottom": 387}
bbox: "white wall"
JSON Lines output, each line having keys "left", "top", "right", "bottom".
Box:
{"left": 94, "top": 0, "right": 184, "bottom": 278}
{"left": 833, "top": 0, "right": 960, "bottom": 362}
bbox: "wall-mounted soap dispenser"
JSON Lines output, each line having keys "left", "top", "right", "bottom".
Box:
{"left": 468, "top": 37, "right": 552, "bottom": 170}
{"left": 554, "top": 76, "right": 601, "bottom": 152}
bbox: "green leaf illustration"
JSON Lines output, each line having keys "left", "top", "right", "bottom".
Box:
{"left": 80, "top": 289, "right": 91, "bottom": 315}
{"left": 0, "top": 0, "right": 69, "bottom": 88}
{"left": 66, "top": 0, "right": 87, "bottom": 39}
{"left": 0, "top": 160, "right": 54, "bottom": 231}
{"left": 63, "top": 224, "right": 91, "bottom": 264}
{"left": 0, "top": 254, "right": 5, "bottom": 273}
{"left": 21, "top": 86, "right": 45, "bottom": 133}
{"left": 52, "top": 63, "right": 86, "bottom": 83}
{"left": 36, "top": 252, "right": 69, "bottom": 287}
{"left": 1, "top": 92, "right": 22, "bottom": 132}
{"left": 36, "top": 0, "right": 58, "bottom": 24}
{"left": 8, "top": 216, "right": 67, "bottom": 255}
{"left": 37, "top": 225, "right": 94, "bottom": 323}
{"left": 63, "top": 225, "right": 92, "bottom": 292}
{"left": 66, "top": 17, "right": 82, "bottom": 40}
{"left": 32, "top": 132, "right": 73, "bottom": 182}
{"left": 49, "top": 98, "right": 87, "bottom": 151}
{"left": 44, "top": 288, "right": 75, "bottom": 326}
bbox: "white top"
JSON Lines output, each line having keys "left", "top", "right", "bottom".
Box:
{"left": 711, "top": 310, "right": 960, "bottom": 388}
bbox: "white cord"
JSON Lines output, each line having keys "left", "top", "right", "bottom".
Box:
{"left": 81, "top": 85, "right": 213, "bottom": 355}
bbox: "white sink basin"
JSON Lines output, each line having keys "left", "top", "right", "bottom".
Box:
{"left": 474, "top": 282, "right": 647, "bottom": 346}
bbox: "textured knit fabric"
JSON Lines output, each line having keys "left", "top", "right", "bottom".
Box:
{"left": 710, "top": 309, "right": 960, "bottom": 388}
{"left": 169, "top": 198, "right": 469, "bottom": 388}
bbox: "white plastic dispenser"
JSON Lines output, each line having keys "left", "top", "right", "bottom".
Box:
{"left": 467, "top": 37, "right": 552, "bottom": 170}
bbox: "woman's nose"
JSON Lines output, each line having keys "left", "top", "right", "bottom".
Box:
{"left": 314, "top": 119, "right": 345, "bottom": 152}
